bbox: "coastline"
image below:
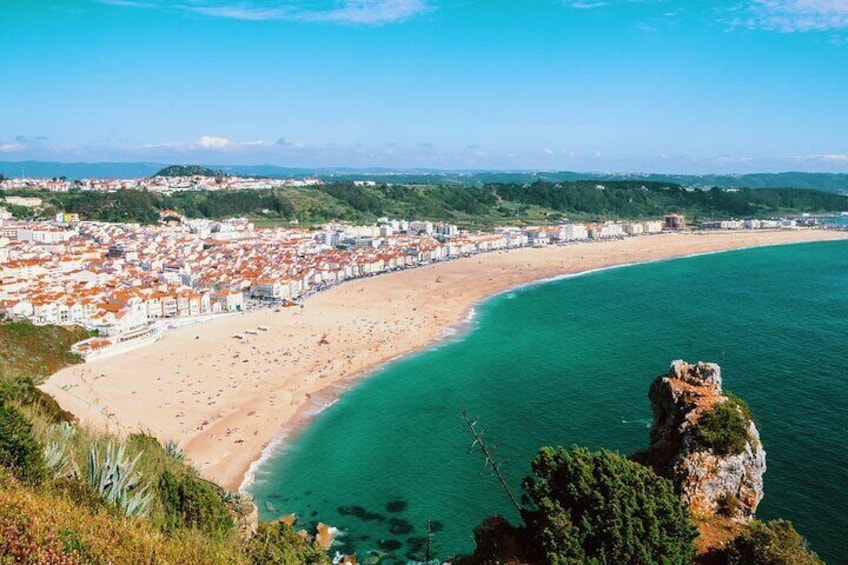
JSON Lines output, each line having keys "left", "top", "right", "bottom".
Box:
{"left": 40, "top": 230, "right": 848, "bottom": 492}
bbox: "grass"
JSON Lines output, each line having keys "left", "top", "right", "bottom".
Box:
{"left": 0, "top": 321, "right": 89, "bottom": 383}
{"left": 0, "top": 469, "right": 246, "bottom": 564}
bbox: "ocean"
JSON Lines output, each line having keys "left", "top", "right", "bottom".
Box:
{"left": 249, "top": 239, "right": 848, "bottom": 564}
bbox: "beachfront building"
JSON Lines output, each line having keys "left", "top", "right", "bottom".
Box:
{"left": 701, "top": 220, "right": 745, "bottom": 230}
{"left": 561, "top": 224, "right": 589, "bottom": 241}
{"left": 643, "top": 221, "right": 664, "bottom": 234}
{"left": 622, "top": 222, "right": 644, "bottom": 236}
{"left": 664, "top": 214, "right": 686, "bottom": 230}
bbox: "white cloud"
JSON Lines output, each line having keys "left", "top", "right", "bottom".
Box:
{"left": 822, "top": 153, "right": 848, "bottom": 163}
{"left": 95, "top": 0, "right": 155, "bottom": 7}
{"left": 195, "top": 135, "right": 234, "bottom": 150}
{"left": 563, "top": 0, "right": 609, "bottom": 9}
{"left": 139, "top": 136, "right": 285, "bottom": 151}
{"left": 794, "top": 153, "right": 848, "bottom": 163}
{"left": 178, "top": 4, "right": 294, "bottom": 21}
{"left": 0, "top": 143, "right": 24, "bottom": 152}
{"left": 93, "top": 0, "right": 432, "bottom": 25}
{"left": 729, "top": 0, "right": 848, "bottom": 32}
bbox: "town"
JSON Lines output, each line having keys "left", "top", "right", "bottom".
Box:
{"left": 2, "top": 188, "right": 830, "bottom": 362}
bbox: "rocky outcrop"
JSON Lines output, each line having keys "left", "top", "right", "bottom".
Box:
{"left": 645, "top": 360, "right": 766, "bottom": 522}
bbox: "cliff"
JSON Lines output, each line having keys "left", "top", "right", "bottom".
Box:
{"left": 645, "top": 360, "right": 766, "bottom": 522}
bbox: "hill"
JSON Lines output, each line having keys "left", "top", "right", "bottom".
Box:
{"left": 12, "top": 180, "right": 848, "bottom": 227}
{"left": 153, "top": 164, "right": 223, "bottom": 177}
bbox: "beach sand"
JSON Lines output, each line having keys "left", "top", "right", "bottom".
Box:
{"left": 41, "top": 230, "right": 848, "bottom": 491}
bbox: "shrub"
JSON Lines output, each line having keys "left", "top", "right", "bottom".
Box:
{"left": 244, "top": 521, "right": 331, "bottom": 565}
{"left": 727, "top": 519, "right": 823, "bottom": 565}
{"left": 725, "top": 391, "right": 754, "bottom": 422}
{"left": 694, "top": 400, "right": 749, "bottom": 456}
{"left": 521, "top": 446, "right": 697, "bottom": 565}
{"left": 0, "top": 400, "right": 47, "bottom": 485}
{"left": 717, "top": 493, "right": 741, "bottom": 518}
{"left": 159, "top": 470, "right": 233, "bottom": 537}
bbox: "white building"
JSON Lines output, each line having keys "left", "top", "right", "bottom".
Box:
{"left": 562, "top": 224, "right": 589, "bottom": 241}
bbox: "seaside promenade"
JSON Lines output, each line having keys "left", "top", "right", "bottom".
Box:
{"left": 41, "top": 229, "right": 848, "bottom": 492}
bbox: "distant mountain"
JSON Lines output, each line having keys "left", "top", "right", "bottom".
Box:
{"left": 1, "top": 161, "right": 847, "bottom": 194}
{"left": 0, "top": 161, "right": 166, "bottom": 180}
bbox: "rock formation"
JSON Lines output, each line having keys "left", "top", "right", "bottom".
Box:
{"left": 645, "top": 360, "right": 766, "bottom": 522}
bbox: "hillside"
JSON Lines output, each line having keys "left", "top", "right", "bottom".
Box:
{"left": 12, "top": 180, "right": 848, "bottom": 227}
{"left": 0, "top": 321, "right": 333, "bottom": 564}
{"left": 0, "top": 322, "right": 90, "bottom": 382}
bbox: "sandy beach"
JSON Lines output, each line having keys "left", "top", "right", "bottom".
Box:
{"left": 41, "top": 230, "right": 848, "bottom": 491}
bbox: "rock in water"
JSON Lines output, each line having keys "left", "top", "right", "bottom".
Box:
{"left": 645, "top": 360, "right": 766, "bottom": 522}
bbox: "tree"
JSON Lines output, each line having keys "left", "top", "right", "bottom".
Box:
{"left": 0, "top": 399, "right": 47, "bottom": 485}
{"left": 727, "top": 520, "right": 824, "bottom": 565}
{"left": 521, "top": 446, "right": 697, "bottom": 565}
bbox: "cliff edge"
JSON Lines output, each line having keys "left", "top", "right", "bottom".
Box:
{"left": 645, "top": 360, "right": 766, "bottom": 522}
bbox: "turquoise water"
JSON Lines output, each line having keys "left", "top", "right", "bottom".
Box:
{"left": 250, "top": 240, "right": 848, "bottom": 563}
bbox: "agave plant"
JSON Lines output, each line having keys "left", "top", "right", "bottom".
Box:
{"left": 164, "top": 439, "right": 184, "bottom": 463}
{"left": 86, "top": 440, "right": 154, "bottom": 518}
{"left": 51, "top": 421, "right": 77, "bottom": 440}
{"left": 43, "top": 440, "right": 78, "bottom": 479}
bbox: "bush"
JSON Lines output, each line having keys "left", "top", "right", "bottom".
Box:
{"left": 0, "top": 400, "right": 47, "bottom": 485}
{"left": 244, "top": 521, "right": 331, "bottom": 565}
{"left": 0, "top": 468, "right": 247, "bottom": 564}
{"left": 694, "top": 401, "right": 749, "bottom": 456}
{"left": 159, "top": 470, "right": 233, "bottom": 537}
{"left": 521, "top": 446, "right": 697, "bottom": 565}
{"left": 727, "top": 519, "right": 823, "bottom": 565}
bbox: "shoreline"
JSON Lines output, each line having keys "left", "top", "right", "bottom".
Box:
{"left": 41, "top": 230, "right": 848, "bottom": 492}
{"left": 238, "top": 236, "right": 829, "bottom": 493}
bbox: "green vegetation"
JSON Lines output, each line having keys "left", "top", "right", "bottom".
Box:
{"left": 244, "top": 521, "right": 331, "bottom": 565}
{"left": 0, "top": 321, "right": 331, "bottom": 564}
{"left": 12, "top": 178, "right": 848, "bottom": 227}
{"left": 159, "top": 470, "right": 234, "bottom": 537}
{"left": 0, "top": 400, "right": 48, "bottom": 485}
{"left": 86, "top": 440, "right": 154, "bottom": 518}
{"left": 0, "top": 468, "right": 246, "bottom": 564}
{"left": 694, "top": 400, "right": 750, "bottom": 456}
{"left": 154, "top": 164, "right": 222, "bottom": 177}
{"left": 0, "top": 321, "right": 89, "bottom": 424}
{"left": 726, "top": 519, "right": 824, "bottom": 565}
{"left": 520, "top": 446, "right": 697, "bottom": 564}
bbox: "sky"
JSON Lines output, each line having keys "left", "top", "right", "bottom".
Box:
{"left": 1, "top": 0, "right": 847, "bottom": 173}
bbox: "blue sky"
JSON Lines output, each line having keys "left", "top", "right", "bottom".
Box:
{"left": 1, "top": 0, "right": 847, "bottom": 172}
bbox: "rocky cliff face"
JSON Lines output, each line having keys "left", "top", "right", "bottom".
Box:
{"left": 645, "top": 360, "right": 766, "bottom": 522}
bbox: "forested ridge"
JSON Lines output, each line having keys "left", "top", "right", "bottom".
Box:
{"left": 3, "top": 180, "right": 847, "bottom": 226}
